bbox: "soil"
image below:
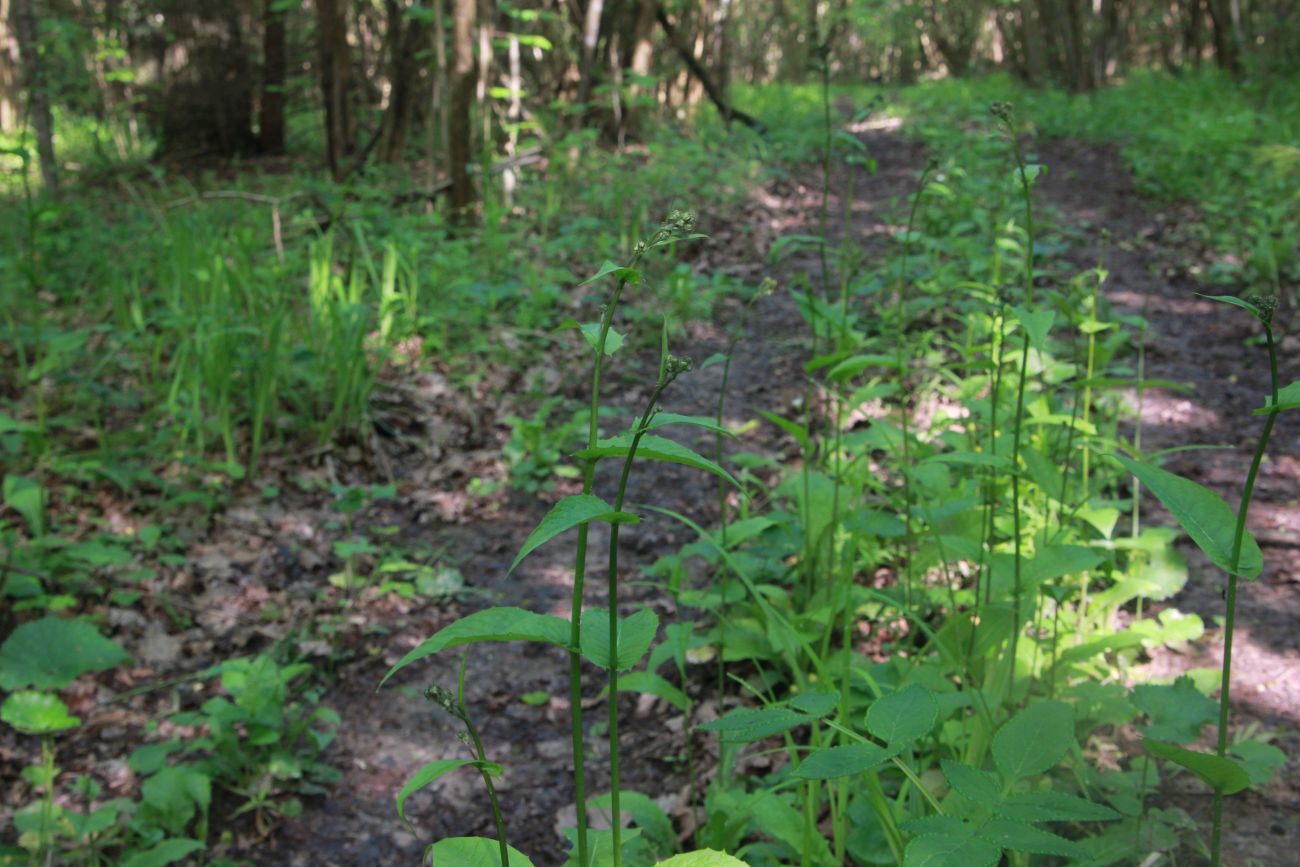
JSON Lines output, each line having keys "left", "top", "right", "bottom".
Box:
{"left": 2, "top": 116, "right": 1296, "bottom": 867}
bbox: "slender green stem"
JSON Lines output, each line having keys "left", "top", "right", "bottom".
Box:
{"left": 458, "top": 656, "right": 509, "bottom": 867}
{"left": 1210, "top": 321, "right": 1280, "bottom": 867}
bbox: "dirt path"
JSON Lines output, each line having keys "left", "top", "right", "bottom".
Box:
{"left": 1032, "top": 140, "right": 1300, "bottom": 865}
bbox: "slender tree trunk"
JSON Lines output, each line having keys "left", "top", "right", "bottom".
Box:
{"left": 10, "top": 0, "right": 57, "bottom": 193}
{"left": 317, "top": 0, "right": 354, "bottom": 179}
{"left": 1, "top": 0, "right": 20, "bottom": 134}
{"left": 429, "top": 0, "right": 449, "bottom": 191}
{"left": 261, "top": 0, "right": 287, "bottom": 153}
{"left": 449, "top": 0, "right": 476, "bottom": 216}
{"left": 1206, "top": 0, "right": 1243, "bottom": 73}
{"left": 576, "top": 0, "right": 604, "bottom": 117}
{"left": 380, "top": 0, "right": 430, "bottom": 163}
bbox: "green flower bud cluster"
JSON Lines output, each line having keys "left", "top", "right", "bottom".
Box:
{"left": 1248, "top": 295, "right": 1277, "bottom": 327}
{"left": 990, "top": 101, "right": 1014, "bottom": 121}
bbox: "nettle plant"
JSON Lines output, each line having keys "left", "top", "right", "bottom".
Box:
{"left": 380, "top": 212, "right": 746, "bottom": 867}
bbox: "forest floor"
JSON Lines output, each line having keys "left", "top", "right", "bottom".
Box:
{"left": 4, "top": 117, "right": 1296, "bottom": 866}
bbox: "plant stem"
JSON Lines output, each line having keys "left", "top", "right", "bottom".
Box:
{"left": 1210, "top": 321, "right": 1280, "bottom": 867}
{"left": 458, "top": 656, "right": 509, "bottom": 867}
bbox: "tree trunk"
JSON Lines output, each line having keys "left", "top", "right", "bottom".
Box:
{"left": 317, "top": 0, "right": 354, "bottom": 178}
{"left": 379, "top": 0, "right": 430, "bottom": 163}
{"left": 1206, "top": 0, "right": 1243, "bottom": 73}
{"left": 576, "top": 0, "right": 604, "bottom": 117}
{"left": 260, "top": 0, "right": 286, "bottom": 153}
{"left": 10, "top": 0, "right": 57, "bottom": 192}
{"left": 0, "top": 0, "right": 18, "bottom": 134}
{"left": 449, "top": 0, "right": 476, "bottom": 216}
{"left": 655, "top": 2, "right": 764, "bottom": 132}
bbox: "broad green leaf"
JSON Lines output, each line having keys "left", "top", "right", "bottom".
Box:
{"left": 748, "top": 790, "right": 833, "bottom": 863}
{"left": 865, "top": 683, "right": 938, "bottom": 746}
{"left": 580, "top": 322, "right": 625, "bottom": 356}
{"left": 794, "top": 742, "right": 901, "bottom": 780}
{"left": 3, "top": 474, "right": 44, "bottom": 536}
{"left": 992, "top": 701, "right": 1073, "bottom": 782}
{"left": 0, "top": 617, "right": 130, "bottom": 690}
{"left": 1229, "top": 739, "right": 1288, "bottom": 786}
{"left": 756, "top": 410, "right": 811, "bottom": 452}
{"left": 903, "top": 833, "right": 1000, "bottom": 867}
{"left": 1027, "top": 545, "right": 1105, "bottom": 584}
{"left": 380, "top": 607, "right": 570, "bottom": 687}
{"left": 589, "top": 791, "right": 675, "bottom": 850}
{"left": 1132, "top": 675, "right": 1217, "bottom": 744}
{"left": 119, "top": 839, "right": 205, "bottom": 867}
{"left": 643, "top": 413, "right": 734, "bottom": 436}
{"left": 826, "top": 353, "right": 902, "bottom": 381}
{"left": 941, "top": 759, "right": 1001, "bottom": 806}
{"left": 921, "top": 451, "right": 1009, "bottom": 469}
{"left": 426, "top": 836, "right": 536, "bottom": 867}
{"left": 699, "top": 707, "right": 815, "bottom": 744}
{"left": 397, "top": 760, "right": 498, "bottom": 830}
{"left": 617, "top": 671, "right": 690, "bottom": 712}
{"left": 1, "top": 691, "right": 80, "bottom": 735}
{"left": 1112, "top": 455, "right": 1262, "bottom": 578}
{"left": 655, "top": 851, "right": 748, "bottom": 867}
{"left": 976, "top": 818, "right": 1083, "bottom": 857}
{"left": 996, "top": 790, "right": 1120, "bottom": 823}
{"left": 510, "top": 495, "right": 640, "bottom": 574}
{"left": 580, "top": 607, "right": 659, "bottom": 671}
{"left": 1009, "top": 305, "right": 1055, "bottom": 351}
{"left": 1142, "top": 739, "right": 1252, "bottom": 794}
{"left": 576, "top": 435, "right": 740, "bottom": 488}
{"left": 789, "top": 691, "right": 840, "bottom": 717}
{"left": 1255, "top": 380, "right": 1300, "bottom": 415}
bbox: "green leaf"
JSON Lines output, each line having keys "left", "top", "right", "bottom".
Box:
{"left": 589, "top": 790, "right": 675, "bottom": 851}
{"left": 756, "top": 410, "right": 811, "bottom": 452}
{"left": 617, "top": 671, "right": 690, "bottom": 712}
{"left": 698, "top": 707, "right": 816, "bottom": 744}
{"left": 2, "top": 474, "right": 44, "bottom": 536}
{"left": 379, "top": 607, "right": 570, "bottom": 687}
{"left": 941, "top": 759, "right": 1001, "bottom": 806}
{"left": 992, "top": 701, "right": 1073, "bottom": 782}
{"left": 865, "top": 683, "right": 939, "bottom": 746}
{"left": 581, "top": 260, "right": 639, "bottom": 286}
{"left": 580, "top": 322, "right": 625, "bottom": 356}
{"left": 976, "top": 818, "right": 1083, "bottom": 857}
{"left": 1009, "top": 305, "right": 1055, "bottom": 351}
{"left": 396, "top": 760, "right": 499, "bottom": 830}
{"left": 119, "top": 839, "right": 206, "bottom": 867}
{"left": 1255, "top": 380, "right": 1300, "bottom": 415}
{"left": 643, "top": 413, "right": 734, "bottom": 436}
{"left": 1, "top": 691, "right": 80, "bottom": 735}
{"left": 826, "top": 353, "right": 903, "bottom": 381}
{"left": 426, "top": 836, "right": 536, "bottom": 867}
{"left": 1229, "top": 739, "right": 1288, "bottom": 786}
{"left": 1132, "top": 675, "right": 1218, "bottom": 744}
{"left": 794, "top": 742, "right": 901, "bottom": 780}
{"left": 1112, "top": 455, "right": 1263, "bottom": 578}
{"left": 903, "top": 833, "right": 1000, "bottom": 867}
{"left": 510, "top": 495, "right": 640, "bottom": 574}
{"left": 995, "top": 790, "right": 1120, "bottom": 823}
{"left": 580, "top": 607, "right": 659, "bottom": 672}
{"left": 0, "top": 617, "right": 130, "bottom": 690}
{"left": 576, "top": 434, "right": 740, "bottom": 488}
{"left": 921, "top": 451, "right": 1009, "bottom": 469}
{"left": 1142, "top": 739, "right": 1252, "bottom": 794}
{"left": 655, "top": 851, "right": 749, "bottom": 867}
{"left": 1197, "top": 293, "right": 1263, "bottom": 321}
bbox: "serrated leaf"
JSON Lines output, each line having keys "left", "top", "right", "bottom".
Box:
{"left": 396, "top": 760, "right": 498, "bottom": 830}
{"left": 510, "top": 495, "right": 640, "bottom": 574}
{"left": 794, "top": 742, "right": 901, "bottom": 780}
{"left": 575, "top": 434, "right": 739, "bottom": 488}
{"left": 426, "top": 836, "right": 535, "bottom": 867}
{"left": 580, "top": 607, "right": 658, "bottom": 672}
{"left": 789, "top": 691, "right": 840, "bottom": 717}
{"left": 865, "top": 683, "right": 938, "bottom": 746}
{"left": 1142, "top": 739, "right": 1252, "bottom": 794}
{"left": 1132, "top": 675, "right": 1218, "bottom": 744}
{"left": 941, "top": 759, "right": 1001, "bottom": 806}
{"left": 0, "top": 617, "right": 130, "bottom": 690}
{"left": 996, "top": 790, "right": 1120, "bottom": 822}
{"left": 992, "top": 701, "right": 1074, "bottom": 782}
{"left": 1112, "top": 455, "right": 1262, "bottom": 578}
{"left": 976, "top": 818, "right": 1083, "bottom": 857}
{"left": 379, "top": 607, "right": 570, "bottom": 687}
{"left": 903, "top": 833, "right": 1000, "bottom": 867}
{"left": 580, "top": 322, "right": 625, "bottom": 356}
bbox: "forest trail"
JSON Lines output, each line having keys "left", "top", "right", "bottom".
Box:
{"left": 249, "top": 122, "right": 1299, "bottom": 865}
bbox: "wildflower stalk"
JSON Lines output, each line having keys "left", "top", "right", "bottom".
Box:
{"left": 1211, "top": 297, "right": 1281, "bottom": 867}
